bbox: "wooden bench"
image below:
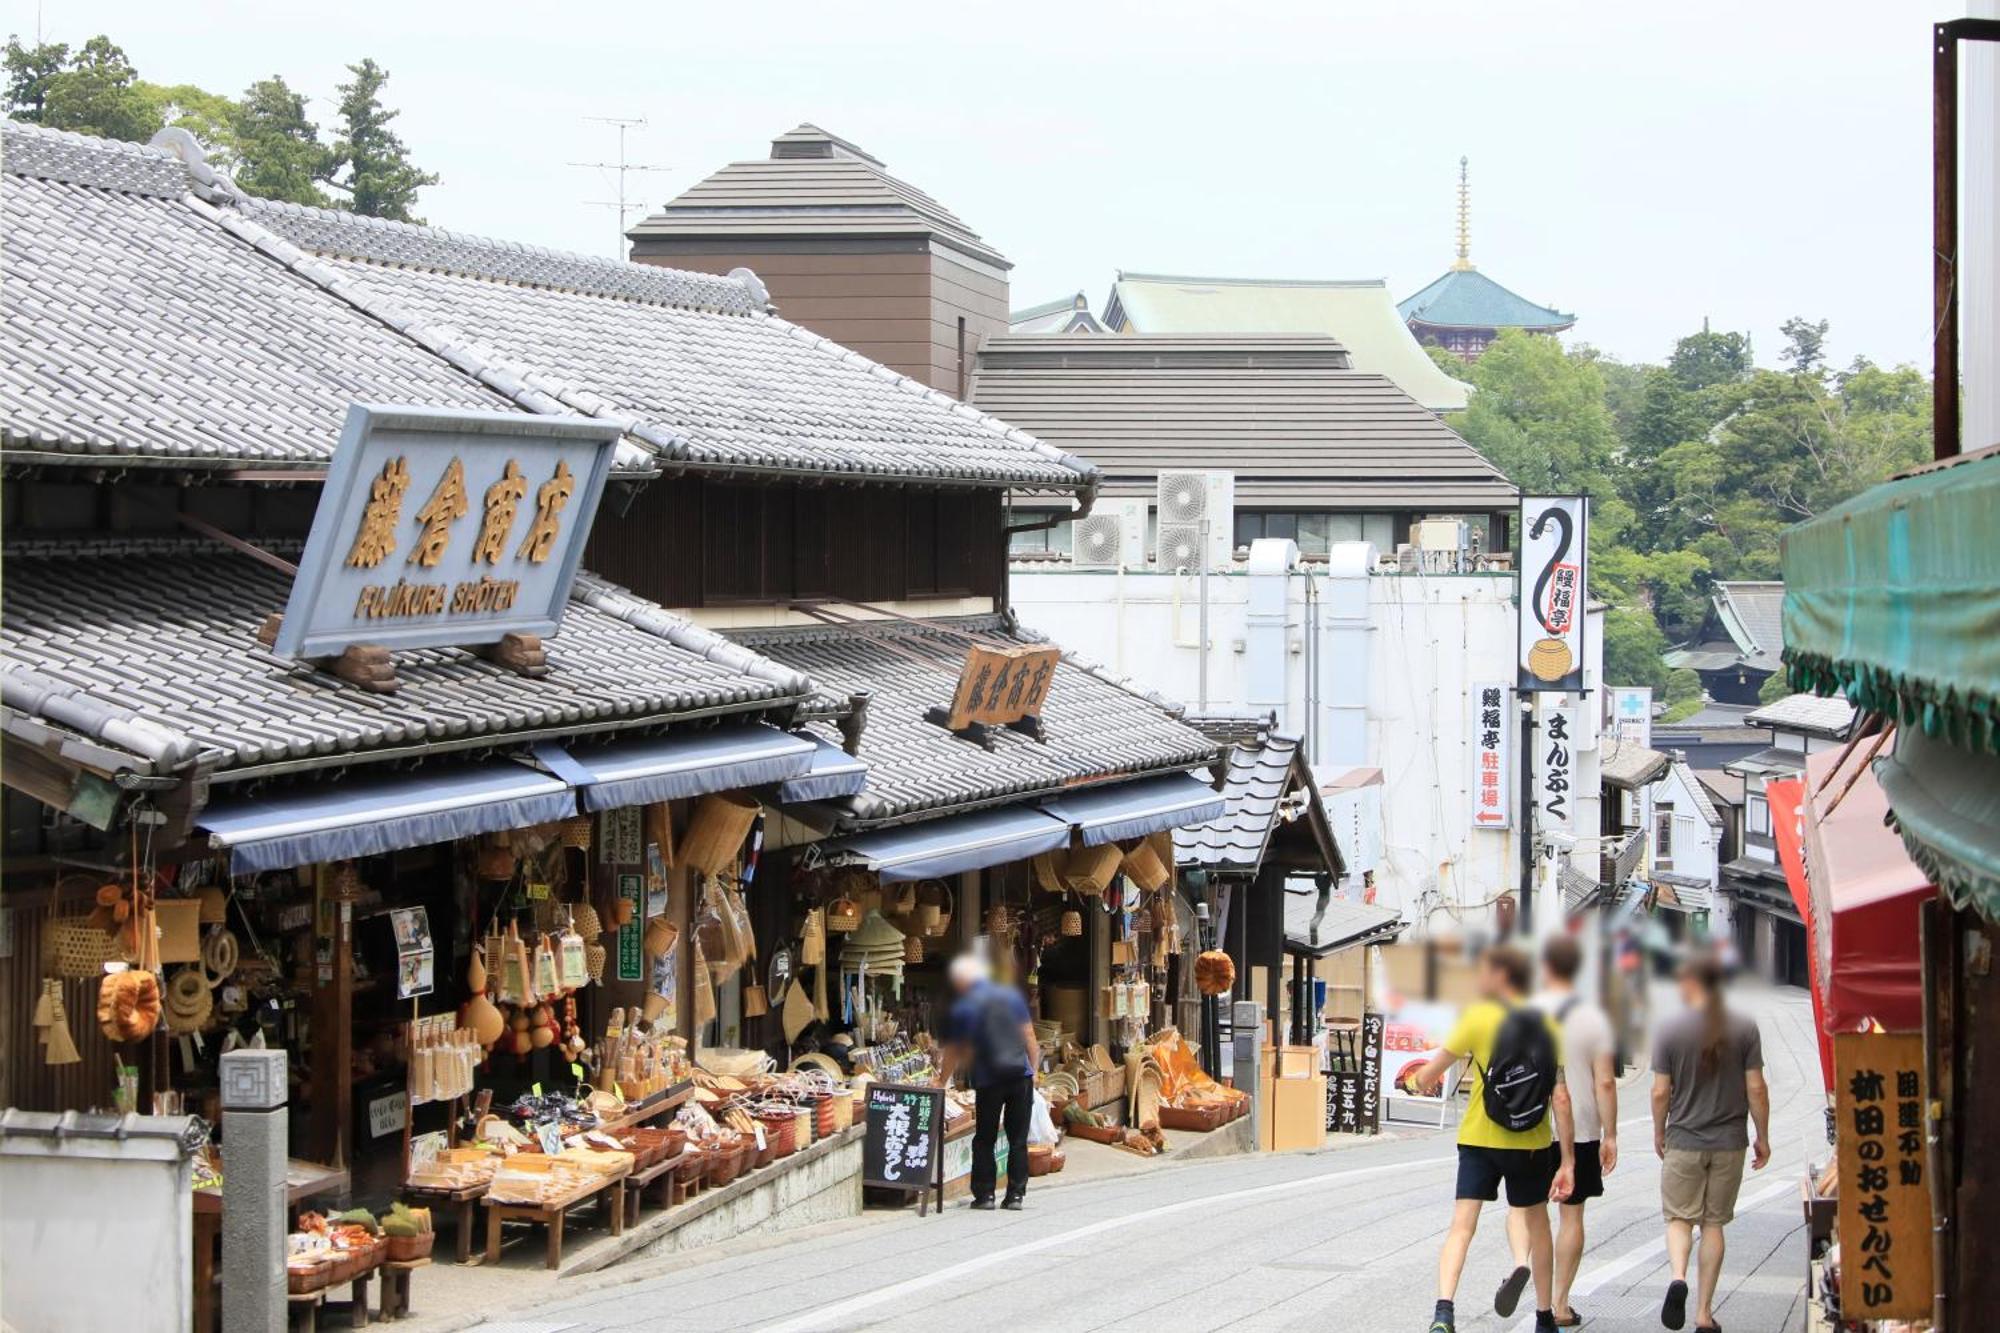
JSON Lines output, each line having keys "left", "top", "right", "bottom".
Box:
{"left": 621, "top": 1153, "right": 681, "bottom": 1224}
{"left": 288, "top": 1291, "right": 325, "bottom": 1331}
{"left": 376, "top": 1258, "right": 429, "bottom": 1321}
{"left": 401, "top": 1182, "right": 488, "bottom": 1265}
{"left": 482, "top": 1174, "right": 626, "bottom": 1270}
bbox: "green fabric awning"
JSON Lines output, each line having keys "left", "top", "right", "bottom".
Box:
{"left": 1780, "top": 445, "right": 2000, "bottom": 753}
{"left": 1876, "top": 730, "right": 2000, "bottom": 922}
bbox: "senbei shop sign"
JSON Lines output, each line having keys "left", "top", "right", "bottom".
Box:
{"left": 274, "top": 405, "right": 623, "bottom": 659}
{"left": 1518, "top": 495, "right": 1588, "bottom": 694}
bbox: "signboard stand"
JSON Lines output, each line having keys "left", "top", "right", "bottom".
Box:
{"left": 862, "top": 1082, "right": 945, "bottom": 1216}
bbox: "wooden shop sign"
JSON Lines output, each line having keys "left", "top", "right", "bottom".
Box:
{"left": 1833, "top": 1030, "right": 1932, "bottom": 1322}
{"left": 274, "top": 404, "right": 622, "bottom": 660}
{"left": 943, "top": 645, "right": 1060, "bottom": 731}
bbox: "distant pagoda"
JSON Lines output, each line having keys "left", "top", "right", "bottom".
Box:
{"left": 1398, "top": 158, "right": 1574, "bottom": 362}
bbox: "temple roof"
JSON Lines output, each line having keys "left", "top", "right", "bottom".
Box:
{"left": 1398, "top": 266, "right": 1574, "bottom": 333}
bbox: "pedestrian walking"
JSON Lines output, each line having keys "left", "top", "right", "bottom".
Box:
{"left": 1403, "top": 944, "right": 1575, "bottom": 1333}
{"left": 1651, "top": 954, "right": 1771, "bottom": 1332}
{"left": 1506, "top": 933, "right": 1618, "bottom": 1327}
{"left": 938, "top": 954, "right": 1041, "bottom": 1211}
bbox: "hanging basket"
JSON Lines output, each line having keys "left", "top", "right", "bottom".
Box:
{"left": 51, "top": 917, "right": 117, "bottom": 980}
{"left": 903, "top": 935, "right": 925, "bottom": 964}
{"left": 1030, "top": 852, "right": 1066, "bottom": 895}
{"left": 1120, "top": 839, "right": 1170, "bottom": 893}
{"left": 560, "top": 816, "right": 594, "bottom": 851}
{"left": 827, "top": 896, "right": 863, "bottom": 933}
{"left": 1062, "top": 844, "right": 1123, "bottom": 896}
{"left": 1060, "top": 908, "right": 1083, "bottom": 938}
{"left": 915, "top": 879, "right": 954, "bottom": 937}
{"left": 682, "top": 793, "right": 759, "bottom": 876}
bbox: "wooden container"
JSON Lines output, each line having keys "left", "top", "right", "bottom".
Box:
{"left": 1120, "top": 839, "right": 1170, "bottom": 892}
{"left": 1157, "top": 1102, "right": 1228, "bottom": 1133}
{"left": 1062, "top": 844, "right": 1122, "bottom": 896}
{"left": 681, "top": 793, "right": 759, "bottom": 875}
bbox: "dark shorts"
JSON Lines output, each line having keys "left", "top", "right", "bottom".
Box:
{"left": 1560, "top": 1140, "right": 1605, "bottom": 1203}
{"left": 1455, "top": 1144, "right": 1556, "bottom": 1207}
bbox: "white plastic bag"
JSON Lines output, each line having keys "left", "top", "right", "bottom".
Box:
{"left": 1027, "top": 1089, "right": 1061, "bottom": 1146}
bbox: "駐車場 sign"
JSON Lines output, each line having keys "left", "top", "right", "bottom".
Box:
{"left": 273, "top": 405, "right": 623, "bottom": 660}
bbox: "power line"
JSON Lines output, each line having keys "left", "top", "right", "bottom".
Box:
{"left": 569, "top": 116, "right": 672, "bottom": 260}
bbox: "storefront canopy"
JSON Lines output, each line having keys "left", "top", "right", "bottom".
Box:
{"left": 537, "top": 725, "right": 815, "bottom": 811}
{"left": 773, "top": 736, "right": 871, "bottom": 805}
{"left": 829, "top": 805, "right": 1074, "bottom": 883}
{"left": 197, "top": 763, "right": 576, "bottom": 875}
{"left": 1787, "top": 741, "right": 1934, "bottom": 1039}
{"left": 1039, "top": 772, "right": 1227, "bottom": 847}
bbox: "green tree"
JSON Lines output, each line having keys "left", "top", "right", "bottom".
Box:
{"left": 231, "top": 76, "right": 333, "bottom": 206}
{"left": 1779, "top": 316, "right": 1831, "bottom": 376}
{"left": 41, "top": 35, "right": 159, "bottom": 142}
{"left": 3, "top": 36, "right": 68, "bottom": 122}
{"left": 1455, "top": 328, "right": 1620, "bottom": 495}
{"left": 1757, "top": 670, "right": 1792, "bottom": 706}
{"left": 328, "top": 58, "right": 435, "bottom": 221}
{"left": 1603, "top": 604, "right": 1672, "bottom": 691}
{"left": 139, "top": 80, "right": 238, "bottom": 156}
{"left": 1423, "top": 342, "right": 1472, "bottom": 382}
{"left": 1661, "top": 668, "right": 1706, "bottom": 723}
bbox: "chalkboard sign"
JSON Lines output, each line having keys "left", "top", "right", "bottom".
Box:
{"left": 862, "top": 1082, "right": 945, "bottom": 1215}
{"left": 1358, "top": 1012, "right": 1386, "bottom": 1135}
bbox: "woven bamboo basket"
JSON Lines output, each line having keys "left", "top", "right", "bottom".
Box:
{"left": 827, "top": 896, "right": 863, "bottom": 933}
{"left": 681, "top": 793, "right": 759, "bottom": 875}
{"left": 560, "top": 816, "right": 593, "bottom": 851}
{"left": 1120, "top": 839, "right": 1169, "bottom": 892}
{"left": 51, "top": 918, "right": 116, "bottom": 980}
{"left": 1030, "top": 852, "right": 1066, "bottom": 895}
{"left": 1062, "top": 844, "right": 1123, "bottom": 896}
{"left": 1060, "top": 908, "right": 1083, "bottom": 938}
{"left": 915, "top": 880, "right": 954, "bottom": 937}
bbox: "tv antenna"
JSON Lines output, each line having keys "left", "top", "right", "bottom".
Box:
{"left": 571, "top": 116, "right": 672, "bottom": 260}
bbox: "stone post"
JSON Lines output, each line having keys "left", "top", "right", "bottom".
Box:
{"left": 1232, "top": 1000, "right": 1264, "bottom": 1148}
{"left": 219, "top": 1049, "right": 287, "bottom": 1333}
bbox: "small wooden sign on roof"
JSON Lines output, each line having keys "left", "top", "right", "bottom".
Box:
{"left": 943, "top": 644, "right": 1059, "bottom": 732}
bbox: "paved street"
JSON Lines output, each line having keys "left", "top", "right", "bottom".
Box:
{"left": 459, "top": 982, "right": 1820, "bottom": 1333}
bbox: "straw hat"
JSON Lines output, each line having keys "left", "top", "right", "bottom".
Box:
{"left": 164, "top": 967, "right": 213, "bottom": 1034}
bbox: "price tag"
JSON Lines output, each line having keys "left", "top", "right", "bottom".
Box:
{"left": 570, "top": 1063, "right": 586, "bottom": 1083}
{"left": 531, "top": 1082, "right": 542, "bottom": 1097}
{"left": 536, "top": 1122, "right": 564, "bottom": 1156}
{"left": 525, "top": 880, "right": 551, "bottom": 901}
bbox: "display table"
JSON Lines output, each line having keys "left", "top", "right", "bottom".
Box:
{"left": 400, "top": 1181, "right": 488, "bottom": 1265}
{"left": 194, "top": 1159, "right": 350, "bottom": 1333}
{"left": 621, "top": 1151, "right": 681, "bottom": 1223}
{"left": 482, "top": 1168, "right": 629, "bottom": 1270}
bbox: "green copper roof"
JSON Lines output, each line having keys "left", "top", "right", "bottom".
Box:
{"left": 1780, "top": 445, "right": 2000, "bottom": 754}
{"left": 1397, "top": 268, "right": 1574, "bottom": 332}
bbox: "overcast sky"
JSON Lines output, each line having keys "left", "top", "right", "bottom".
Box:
{"left": 8, "top": 0, "right": 1943, "bottom": 368}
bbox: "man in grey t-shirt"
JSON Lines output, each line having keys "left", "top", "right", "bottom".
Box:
{"left": 1650, "top": 957, "right": 1769, "bottom": 1331}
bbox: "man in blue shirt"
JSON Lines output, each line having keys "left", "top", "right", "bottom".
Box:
{"left": 939, "top": 954, "right": 1040, "bottom": 1210}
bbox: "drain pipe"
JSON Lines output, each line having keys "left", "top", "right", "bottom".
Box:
{"left": 1198, "top": 518, "right": 1211, "bottom": 711}
{"left": 1303, "top": 567, "right": 1321, "bottom": 761}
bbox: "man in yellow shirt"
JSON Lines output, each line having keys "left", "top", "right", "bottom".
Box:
{"left": 1403, "top": 944, "right": 1576, "bottom": 1333}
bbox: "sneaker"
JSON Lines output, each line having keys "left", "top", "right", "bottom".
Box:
{"left": 1661, "top": 1279, "right": 1688, "bottom": 1330}
{"left": 1001, "top": 1195, "right": 1024, "bottom": 1211}
{"left": 1427, "top": 1320, "right": 1455, "bottom": 1333}
{"left": 1494, "top": 1265, "right": 1531, "bottom": 1317}
{"left": 970, "top": 1197, "right": 996, "bottom": 1211}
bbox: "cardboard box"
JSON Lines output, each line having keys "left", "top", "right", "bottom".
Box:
{"left": 1261, "top": 1044, "right": 1320, "bottom": 1081}
{"left": 1261, "top": 1073, "right": 1328, "bottom": 1152}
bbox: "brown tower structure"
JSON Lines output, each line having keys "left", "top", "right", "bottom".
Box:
{"left": 628, "top": 124, "right": 1010, "bottom": 397}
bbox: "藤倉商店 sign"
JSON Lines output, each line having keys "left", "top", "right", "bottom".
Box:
{"left": 1518, "top": 496, "right": 1588, "bottom": 693}
{"left": 273, "top": 405, "right": 623, "bottom": 660}
{"left": 1471, "top": 682, "right": 1510, "bottom": 829}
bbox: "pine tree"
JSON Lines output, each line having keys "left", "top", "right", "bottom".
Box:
{"left": 329, "top": 59, "right": 436, "bottom": 221}
{"left": 3, "top": 36, "right": 70, "bottom": 122}
{"left": 232, "top": 76, "right": 333, "bottom": 206}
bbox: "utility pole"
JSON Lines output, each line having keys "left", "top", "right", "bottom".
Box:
{"left": 570, "top": 116, "right": 673, "bottom": 261}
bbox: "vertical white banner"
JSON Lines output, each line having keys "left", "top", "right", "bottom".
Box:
{"left": 1471, "top": 681, "right": 1511, "bottom": 829}
{"left": 1535, "top": 696, "right": 1578, "bottom": 835}
{"left": 1518, "top": 496, "right": 1589, "bottom": 693}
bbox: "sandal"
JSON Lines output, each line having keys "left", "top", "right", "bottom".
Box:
{"left": 1554, "top": 1312, "right": 1584, "bottom": 1328}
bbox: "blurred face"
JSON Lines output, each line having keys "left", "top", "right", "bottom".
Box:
{"left": 1479, "top": 958, "right": 1508, "bottom": 999}
{"left": 1678, "top": 971, "right": 1708, "bottom": 1006}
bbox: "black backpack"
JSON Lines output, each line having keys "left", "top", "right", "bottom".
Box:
{"left": 976, "top": 988, "right": 1028, "bottom": 1074}
{"left": 1476, "top": 1004, "right": 1559, "bottom": 1132}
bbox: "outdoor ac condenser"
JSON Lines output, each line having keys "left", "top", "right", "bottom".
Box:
{"left": 1153, "top": 469, "right": 1235, "bottom": 570}
{"left": 1070, "top": 498, "right": 1149, "bottom": 568}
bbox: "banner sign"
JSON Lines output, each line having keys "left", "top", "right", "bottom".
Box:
{"left": 275, "top": 404, "right": 623, "bottom": 659}
{"left": 863, "top": 1082, "right": 946, "bottom": 1215}
{"left": 1610, "top": 686, "right": 1653, "bottom": 748}
{"left": 1834, "top": 1031, "right": 1933, "bottom": 1321}
{"left": 1471, "top": 682, "right": 1511, "bottom": 829}
{"left": 1535, "top": 698, "right": 1577, "bottom": 833}
{"left": 1518, "top": 496, "right": 1588, "bottom": 693}
{"left": 1358, "top": 1011, "right": 1385, "bottom": 1134}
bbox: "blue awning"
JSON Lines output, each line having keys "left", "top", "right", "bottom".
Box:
{"left": 1040, "top": 772, "right": 1228, "bottom": 846}
{"left": 539, "top": 725, "right": 815, "bottom": 812}
{"left": 197, "top": 763, "right": 575, "bottom": 875}
{"left": 831, "top": 805, "right": 1074, "bottom": 883}
{"left": 774, "top": 737, "right": 870, "bottom": 804}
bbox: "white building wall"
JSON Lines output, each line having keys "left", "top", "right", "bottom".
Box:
{"left": 1011, "top": 544, "right": 1604, "bottom": 931}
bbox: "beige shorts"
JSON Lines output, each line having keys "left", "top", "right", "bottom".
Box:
{"left": 1661, "top": 1148, "right": 1748, "bottom": 1226}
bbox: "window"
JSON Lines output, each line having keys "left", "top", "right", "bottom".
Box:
{"left": 1010, "top": 514, "right": 1072, "bottom": 557}
{"left": 1746, "top": 793, "right": 1771, "bottom": 837}
{"left": 1655, "top": 807, "right": 1674, "bottom": 863}
{"left": 1235, "top": 511, "right": 1396, "bottom": 557}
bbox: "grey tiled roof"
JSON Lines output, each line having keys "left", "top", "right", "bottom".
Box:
{"left": 0, "top": 537, "right": 811, "bottom": 778}
{"left": 1175, "top": 734, "right": 1338, "bottom": 873}
{"left": 239, "top": 195, "right": 1083, "bottom": 490}
{"left": 1281, "top": 889, "right": 1401, "bottom": 957}
{"left": 1, "top": 124, "right": 524, "bottom": 470}
{"left": 728, "top": 616, "right": 1221, "bottom": 826}
{"left": 1745, "top": 691, "right": 1855, "bottom": 740}
{"left": 1600, "top": 737, "right": 1671, "bottom": 790}
{"left": 1714, "top": 581, "right": 1784, "bottom": 671}
{"left": 1674, "top": 760, "right": 1724, "bottom": 830}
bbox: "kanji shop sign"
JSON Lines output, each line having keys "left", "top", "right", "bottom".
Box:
{"left": 944, "top": 645, "right": 1060, "bottom": 731}
{"left": 1834, "top": 1031, "right": 1932, "bottom": 1322}
{"left": 1518, "top": 496, "right": 1588, "bottom": 693}
{"left": 1535, "top": 698, "right": 1576, "bottom": 833}
{"left": 274, "top": 405, "right": 622, "bottom": 659}
{"left": 1470, "top": 681, "right": 1511, "bottom": 829}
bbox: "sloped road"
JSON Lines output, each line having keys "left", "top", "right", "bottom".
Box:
{"left": 472, "top": 983, "right": 1819, "bottom": 1333}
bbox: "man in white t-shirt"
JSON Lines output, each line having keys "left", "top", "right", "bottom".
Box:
{"left": 1506, "top": 933, "right": 1618, "bottom": 1327}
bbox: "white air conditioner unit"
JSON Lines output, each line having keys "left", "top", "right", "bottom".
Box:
{"left": 1069, "top": 498, "right": 1149, "bottom": 569}
{"left": 1153, "top": 470, "right": 1235, "bottom": 569}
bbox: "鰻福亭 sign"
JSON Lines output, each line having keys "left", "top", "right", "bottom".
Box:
{"left": 1517, "top": 496, "right": 1588, "bottom": 693}
{"left": 273, "top": 405, "right": 623, "bottom": 660}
